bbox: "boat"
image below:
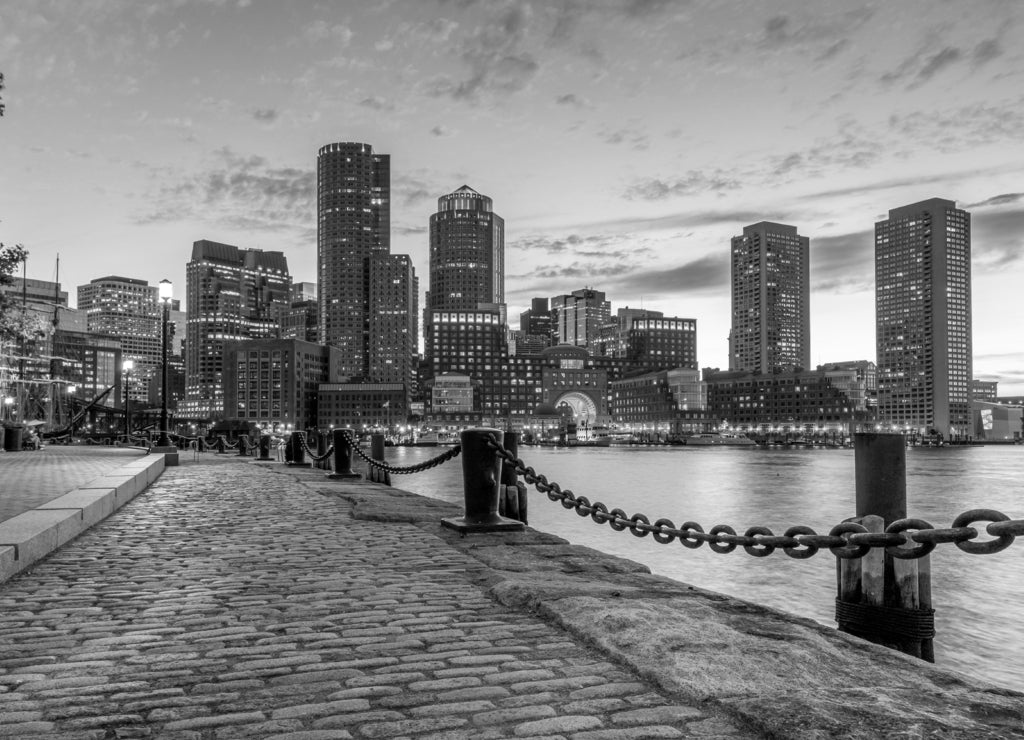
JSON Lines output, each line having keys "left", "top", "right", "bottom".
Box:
{"left": 414, "top": 431, "right": 458, "bottom": 446}
{"left": 685, "top": 432, "right": 756, "bottom": 446}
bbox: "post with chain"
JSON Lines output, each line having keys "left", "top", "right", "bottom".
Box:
{"left": 237, "top": 434, "right": 249, "bottom": 457}
{"left": 328, "top": 429, "right": 361, "bottom": 479}
{"left": 316, "top": 430, "right": 328, "bottom": 470}
{"left": 369, "top": 433, "right": 390, "bottom": 485}
{"left": 215, "top": 435, "right": 227, "bottom": 454}
{"left": 837, "top": 432, "right": 934, "bottom": 662}
{"left": 498, "top": 431, "right": 527, "bottom": 524}
{"left": 442, "top": 428, "right": 525, "bottom": 533}
{"left": 287, "top": 431, "right": 311, "bottom": 468}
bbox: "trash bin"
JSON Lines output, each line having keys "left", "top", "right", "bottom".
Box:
{"left": 3, "top": 426, "right": 23, "bottom": 451}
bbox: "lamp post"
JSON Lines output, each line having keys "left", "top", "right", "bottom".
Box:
{"left": 157, "top": 279, "right": 172, "bottom": 447}
{"left": 122, "top": 359, "right": 134, "bottom": 441}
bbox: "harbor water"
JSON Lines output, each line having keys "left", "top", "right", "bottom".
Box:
{"left": 380, "top": 442, "right": 1024, "bottom": 692}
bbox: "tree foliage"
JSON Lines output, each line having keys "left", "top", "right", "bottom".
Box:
{"left": 0, "top": 242, "right": 30, "bottom": 342}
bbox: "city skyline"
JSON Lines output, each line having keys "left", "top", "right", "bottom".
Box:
{"left": 1, "top": 1, "right": 1023, "bottom": 392}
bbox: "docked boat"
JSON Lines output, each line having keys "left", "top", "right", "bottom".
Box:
{"left": 414, "top": 431, "right": 459, "bottom": 446}
{"left": 685, "top": 432, "right": 756, "bottom": 446}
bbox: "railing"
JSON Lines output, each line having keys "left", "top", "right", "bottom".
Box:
{"left": 166, "top": 425, "right": 1024, "bottom": 663}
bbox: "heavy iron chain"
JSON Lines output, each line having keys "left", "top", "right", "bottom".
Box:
{"left": 484, "top": 434, "right": 1024, "bottom": 560}
{"left": 296, "top": 432, "right": 336, "bottom": 462}
{"left": 340, "top": 430, "right": 462, "bottom": 475}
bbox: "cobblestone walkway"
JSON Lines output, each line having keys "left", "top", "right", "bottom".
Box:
{"left": 0, "top": 461, "right": 753, "bottom": 739}
{"left": 0, "top": 447, "right": 148, "bottom": 524}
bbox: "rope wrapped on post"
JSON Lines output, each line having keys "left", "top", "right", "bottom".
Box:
{"left": 482, "top": 434, "right": 1024, "bottom": 560}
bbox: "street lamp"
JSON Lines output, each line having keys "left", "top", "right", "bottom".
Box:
{"left": 157, "top": 279, "right": 172, "bottom": 447}
{"left": 122, "top": 359, "right": 134, "bottom": 441}
{"left": 2, "top": 396, "right": 13, "bottom": 421}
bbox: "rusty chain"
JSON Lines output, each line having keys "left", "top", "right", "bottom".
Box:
{"left": 484, "top": 435, "right": 1024, "bottom": 560}
{"left": 340, "top": 430, "right": 462, "bottom": 474}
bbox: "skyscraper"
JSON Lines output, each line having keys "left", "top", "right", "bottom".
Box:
{"left": 551, "top": 288, "right": 610, "bottom": 352}
{"left": 875, "top": 198, "right": 972, "bottom": 438}
{"left": 729, "top": 222, "right": 810, "bottom": 373}
{"left": 183, "top": 240, "right": 291, "bottom": 418}
{"left": 427, "top": 185, "right": 504, "bottom": 312}
{"left": 317, "top": 142, "right": 390, "bottom": 377}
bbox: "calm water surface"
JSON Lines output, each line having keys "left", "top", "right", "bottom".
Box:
{"left": 381, "top": 443, "right": 1024, "bottom": 691}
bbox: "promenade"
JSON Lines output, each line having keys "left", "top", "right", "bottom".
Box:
{"left": 1, "top": 450, "right": 1023, "bottom": 739}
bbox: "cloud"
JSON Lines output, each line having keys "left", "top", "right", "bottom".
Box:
{"left": 972, "top": 207, "right": 1024, "bottom": 271}
{"left": 887, "top": 99, "right": 1024, "bottom": 152}
{"left": 359, "top": 96, "right": 394, "bottom": 111}
{"left": 137, "top": 148, "right": 314, "bottom": 236}
{"left": 303, "top": 20, "right": 354, "bottom": 45}
{"left": 972, "top": 38, "right": 1002, "bottom": 67}
{"left": 512, "top": 232, "right": 629, "bottom": 256}
{"left": 393, "top": 172, "right": 443, "bottom": 206}
{"left": 808, "top": 230, "right": 875, "bottom": 294}
{"left": 425, "top": 4, "right": 540, "bottom": 101}
{"left": 430, "top": 125, "right": 452, "bottom": 137}
{"left": 555, "top": 93, "right": 588, "bottom": 107}
{"left": 915, "top": 47, "right": 962, "bottom": 83}
{"left": 601, "top": 128, "right": 649, "bottom": 150}
{"left": 964, "top": 193, "right": 1023, "bottom": 209}
{"left": 624, "top": 171, "right": 739, "bottom": 200}
{"left": 252, "top": 108, "right": 279, "bottom": 123}
{"left": 602, "top": 253, "right": 730, "bottom": 299}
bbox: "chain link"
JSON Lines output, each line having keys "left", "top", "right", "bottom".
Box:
{"left": 295, "top": 432, "right": 336, "bottom": 462}
{"left": 483, "top": 434, "right": 1021, "bottom": 561}
{"left": 339, "top": 430, "right": 462, "bottom": 474}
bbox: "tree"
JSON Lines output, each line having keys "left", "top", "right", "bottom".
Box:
{"left": 1, "top": 242, "right": 40, "bottom": 344}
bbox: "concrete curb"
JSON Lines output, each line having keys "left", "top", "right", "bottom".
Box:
{"left": 0, "top": 452, "right": 166, "bottom": 584}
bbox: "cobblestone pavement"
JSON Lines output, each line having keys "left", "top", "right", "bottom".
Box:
{"left": 0, "top": 446, "right": 148, "bottom": 524}
{"left": 0, "top": 460, "right": 755, "bottom": 739}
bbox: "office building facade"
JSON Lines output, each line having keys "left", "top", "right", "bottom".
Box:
{"left": 875, "top": 198, "right": 972, "bottom": 437}
{"left": 551, "top": 288, "right": 611, "bottom": 352}
{"left": 183, "top": 240, "right": 291, "bottom": 419}
{"left": 729, "top": 222, "right": 810, "bottom": 373}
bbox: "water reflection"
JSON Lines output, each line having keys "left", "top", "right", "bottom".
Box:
{"left": 385, "top": 443, "right": 1024, "bottom": 691}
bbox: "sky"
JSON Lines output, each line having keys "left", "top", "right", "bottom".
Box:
{"left": 1, "top": 0, "right": 1023, "bottom": 392}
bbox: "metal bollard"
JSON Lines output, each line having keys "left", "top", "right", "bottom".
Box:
{"left": 257, "top": 434, "right": 273, "bottom": 461}
{"left": 837, "top": 433, "right": 934, "bottom": 662}
{"left": 442, "top": 428, "right": 525, "bottom": 533}
{"left": 368, "top": 433, "right": 390, "bottom": 485}
{"left": 316, "top": 430, "right": 328, "bottom": 470}
{"left": 237, "top": 434, "right": 249, "bottom": 457}
{"left": 216, "top": 435, "right": 227, "bottom": 454}
{"left": 287, "top": 431, "right": 311, "bottom": 467}
{"left": 328, "top": 429, "right": 361, "bottom": 479}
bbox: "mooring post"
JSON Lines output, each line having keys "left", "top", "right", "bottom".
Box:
{"left": 837, "top": 432, "right": 934, "bottom": 661}
{"left": 237, "top": 434, "right": 249, "bottom": 457}
{"left": 257, "top": 434, "right": 273, "bottom": 461}
{"left": 442, "top": 428, "right": 525, "bottom": 533}
{"left": 316, "top": 430, "right": 328, "bottom": 470}
{"left": 328, "top": 429, "right": 361, "bottom": 479}
{"left": 287, "top": 431, "right": 311, "bottom": 467}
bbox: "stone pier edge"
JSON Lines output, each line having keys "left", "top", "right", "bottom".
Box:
{"left": 290, "top": 468, "right": 1024, "bottom": 740}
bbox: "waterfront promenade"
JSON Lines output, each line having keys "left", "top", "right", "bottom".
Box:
{"left": 1, "top": 450, "right": 1023, "bottom": 739}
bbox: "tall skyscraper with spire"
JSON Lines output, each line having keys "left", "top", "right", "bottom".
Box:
{"left": 316, "top": 142, "right": 415, "bottom": 388}
{"left": 728, "top": 221, "right": 810, "bottom": 374}
{"left": 875, "top": 198, "right": 972, "bottom": 438}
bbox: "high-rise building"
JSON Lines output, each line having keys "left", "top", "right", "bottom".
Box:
{"left": 427, "top": 185, "right": 504, "bottom": 312}
{"left": 317, "top": 141, "right": 416, "bottom": 395}
{"left": 551, "top": 288, "right": 610, "bottom": 352}
{"left": 317, "top": 141, "right": 390, "bottom": 375}
{"left": 77, "top": 276, "right": 163, "bottom": 404}
{"left": 875, "top": 198, "right": 972, "bottom": 437}
{"left": 183, "top": 240, "right": 291, "bottom": 419}
{"left": 729, "top": 222, "right": 810, "bottom": 374}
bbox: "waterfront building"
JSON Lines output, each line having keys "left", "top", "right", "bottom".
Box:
{"left": 875, "top": 198, "right": 972, "bottom": 438}
{"left": 183, "top": 240, "right": 291, "bottom": 419}
{"left": 1, "top": 276, "right": 68, "bottom": 306}
{"left": 425, "top": 305, "right": 509, "bottom": 417}
{"left": 223, "top": 338, "right": 339, "bottom": 432}
{"left": 817, "top": 360, "right": 877, "bottom": 412}
{"left": 971, "top": 379, "right": 998, "bottom": 403}
{"left": 551, "top": 288, "right": 611, "bottom": 353}
{"left": 77, "top": 276, "right": 164, "bottom": 404}
{"left": 281, "top": 282, "right": 318, "bottom": 343}
{"left": 972, "top": 401, "right": 1022, "bottom": 442}
{"left": 610, "top": 367, "right": 708, "bottom": 436}
{"left": 317, "top": 382, "right": 407, "bottom": 432}
{"left": 703, "top": 367, "right": 867, "bottom": 436}
{"left": 508, "top": 330, "right": 550, "bottom": 356}
{"left": 729, "top": 222, "right": 810, "bottom": 373}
